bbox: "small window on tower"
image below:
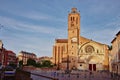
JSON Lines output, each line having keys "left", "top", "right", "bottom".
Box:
{"left": 71, "top": 23, "right": 74, "bottom": 27}
{"left": 73, "top": 17, "right": 75, "bottom": 21}
{"left": 76, "top": 17, "right": 78, "bottom": 24}
{"left": 97, "top": 50, "right": 99, "bottom": 53}
{"left": 71, "top": 17, "right": 72, "bottom": 21}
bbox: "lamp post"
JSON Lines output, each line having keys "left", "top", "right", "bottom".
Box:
{"left": 0, "top": 24, "right": 4, "bottom": 66}
{"left": 65, "top": 55, "right": 70, "bottom": 74}
{"left": 67, "top": 55, "right": 69, "bottom": 70}
{"left": 0, "top": 41, "right": 3, "bottom": 67}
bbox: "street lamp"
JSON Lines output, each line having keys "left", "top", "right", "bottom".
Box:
{"left": 0, "top": 41, "right": 3, "bottom": 66}
{"left": 65, "top": 55, "right": 71, "bottom": 74}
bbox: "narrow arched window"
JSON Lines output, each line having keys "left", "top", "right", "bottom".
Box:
{"left": 76, "top": 17, "right": 78, "bottom": 24}
{"left": 73, "top": 17, "right": 75, "bottom": 21}
{"left": 71, "top": 17, "right": 72, "bottom": 21}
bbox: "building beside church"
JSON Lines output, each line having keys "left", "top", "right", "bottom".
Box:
{"left": 4, "top": 50, "right": 17, "bottom": 66}
{"left": 18, "top": 51, "right": 37, "bottom": 65}
{"left": 52, "top": 8, "right": 109, "bottom": 71}
{"left": 0, "top": 40, "right": 17, "bottom": 67}
{"left": 110, "top": 31, "right": 120, "bottom": 75}
{"left": 0, "top": 40, "right": 3, "bottom": 66}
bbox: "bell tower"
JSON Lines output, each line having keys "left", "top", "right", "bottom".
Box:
{"left": 68, "top": 8, "right": 80, "bottom": 69}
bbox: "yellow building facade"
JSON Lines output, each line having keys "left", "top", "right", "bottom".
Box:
{"left": 18, "top": 51, "right": 37, "bottom": 65}
{"left": 110, "top": 31, "right": 120, "bottom": 75}
{"left": 53, "top": 8, "right": 109, "bottom": 71}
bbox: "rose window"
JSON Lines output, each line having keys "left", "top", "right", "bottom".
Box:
{"left": 85, "top": 45, "right": 94, "bottom": 53}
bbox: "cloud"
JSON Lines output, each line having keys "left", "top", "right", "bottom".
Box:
{"left": 0, "top": 16, "right": 66, "bottom": 57}
{"left": 105, "top": 17, "right": 120, "bottom": 28}
{"left": 19, "top": 11, "right": 53, "bottom": 21}
{"left": 0, "top": 16, "right": 62, "bottom": 34}
{"left": 81, "top": 14, "right": 120, "bottom": 45}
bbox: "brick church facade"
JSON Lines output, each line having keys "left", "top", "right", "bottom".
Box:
{"left": 53, "top": 8, "right": 109, "bottom": 71}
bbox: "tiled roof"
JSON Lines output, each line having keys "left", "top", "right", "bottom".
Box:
{"left": 6, "top": 50, "right": 15, "bottom": 54}
{"left": 20, "top": 51, "right": 36, "bottom": 56}
{"left": 55, "top": 39, "right": 68, "bottom": 43}
{"left": 116, "top": 31, "right": 120, "bottom": 36}
{"left": 111, "top": 37, "right": 116, "bottom": 43}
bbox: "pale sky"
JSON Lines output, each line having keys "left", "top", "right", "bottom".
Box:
{"left": 0, "top": 0, "right": 120, "bottom": 57}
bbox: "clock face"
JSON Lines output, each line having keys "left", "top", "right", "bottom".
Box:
{"left": 71, "top": 37, "right": 77, "bottom": 42}
{"left": 71, "top": 21, "right": 74, "bottom": 27}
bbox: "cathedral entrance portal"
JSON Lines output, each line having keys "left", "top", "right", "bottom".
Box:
{"left": 87, "top": 56, "right": 100, "bottom": 71}
{"left": 89, "top": 64, "right": 96, "bottom": 71}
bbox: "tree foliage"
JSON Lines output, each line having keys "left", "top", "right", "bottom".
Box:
{"left": 27, "top": 58, "right": 36, "bottom": 66}
{"left": 41, "top": 60, "right": 53, "bottom": 67}
{"left": 19, "top": 60, "right": 23, "bottom": 66}
{"left": 108, "top": 45, "right": 112, "bottom": 50}
{"left": 26, "top": 59, "right": 53, "bottom": 68}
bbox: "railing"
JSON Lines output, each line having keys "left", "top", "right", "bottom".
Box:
{"left": 15, "top": 69, "right": 59, "bottom": 80}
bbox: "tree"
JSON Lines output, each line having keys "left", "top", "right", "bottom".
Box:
{"left": 19, "top": 60, "right": 23, "bottom": 68}
{"left": 108, "top": 45, "right": 112, "bottom": 50}
{"left": 41, "top": 60, "right": 53, "bottom": 67}
{"left": 35, "top": 62, "right": 42, "bottom": 67}
{"left": 27, "top": 58, "right": 36, "bottom": 66}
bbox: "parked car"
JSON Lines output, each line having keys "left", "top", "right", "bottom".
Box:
{"left": 4, "top": 66, "right": 16, "bottom": 77}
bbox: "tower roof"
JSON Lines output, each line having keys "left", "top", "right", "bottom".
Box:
{"left": 71, "top": 7, "right": 79, "bottom": 13}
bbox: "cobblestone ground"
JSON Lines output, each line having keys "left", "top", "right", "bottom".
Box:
{"left": 31, "top": 70, "right": 119, "bottom": 80}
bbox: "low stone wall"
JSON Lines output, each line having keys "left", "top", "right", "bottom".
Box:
{"left": 15, "top": 69, "right": 32, "bottom": 80}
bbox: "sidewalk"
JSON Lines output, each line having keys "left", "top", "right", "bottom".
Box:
{"left": 31, "top": 70, "right": 116, "bottom": 80}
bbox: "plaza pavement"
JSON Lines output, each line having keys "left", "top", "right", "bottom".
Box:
{"left": 30, "top": 70, "right": 118, "bottom": 80}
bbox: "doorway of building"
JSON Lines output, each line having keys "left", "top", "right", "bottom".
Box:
{"left": 89, "top": 64, "right": 96, "bottom": 71}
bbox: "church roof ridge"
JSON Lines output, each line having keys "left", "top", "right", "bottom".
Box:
{"left": 55, "top": 39, "right": 68, "bottom": 43}
{"left": 80, "top": 36, "right": 107, "bottom": 45}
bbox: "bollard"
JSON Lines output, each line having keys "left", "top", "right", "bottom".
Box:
{"left": 84, "top": 72, "right": 87, "bottom": 78}
{"left": 53, "top": 72, "right": 56, "bottom": 78}
{"left": 62, "top": 73, "right": 64, "bottom": 77}
{"left": 68, "top": 74, "right": 70, "bottom": 77}
{"left": 77, "top": 73, "right": 79, "bottom": 78}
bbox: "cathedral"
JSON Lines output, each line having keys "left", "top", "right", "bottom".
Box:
{"left": 53, "top": 8, "right": 109, "bottom": 71}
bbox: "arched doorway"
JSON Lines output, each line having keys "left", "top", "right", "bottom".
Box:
{"left": 87, "top": 56, "right": 102, "bottom": 71}
{"left": 88, "top": 59, "right": 97, "bottom": 71}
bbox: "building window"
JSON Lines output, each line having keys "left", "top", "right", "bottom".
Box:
{"left": 73, "top": 17, "right": 75, "bottom": 21}
{"left": 85, "top": 45, "right": 94, "bottom": 53}
{"left": 71, "top": 17, "right": 72, "bottom": 21}
{"left": 81, "top": 50, "right": 83, "bottom": 53}
{"left": 71, "top": 23, "right": 74, "bottom": 27}
{"left": 76, "top": 17, "right": 78, "bottom": 24}
{"left": 97, "top": 50, "right": 99, "bottom": 53}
